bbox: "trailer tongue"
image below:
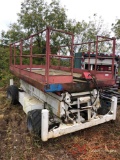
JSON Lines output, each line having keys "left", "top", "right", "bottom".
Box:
{"left": 7, "top": 27, "right": 117, "bottom": 141}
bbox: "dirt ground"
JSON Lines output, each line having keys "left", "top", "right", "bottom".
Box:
{"left": 0, "top": 90, "right": 120, "bottom": 160}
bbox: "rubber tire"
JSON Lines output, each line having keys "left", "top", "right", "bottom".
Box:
{"left": 97, "top": 98, "right": 111, "bottom": 115}
{"left": 7, "top": 85, "right": 19, "bottom": 105}
{"left": 27, "top": 109, "right": 42, "bottom": 135}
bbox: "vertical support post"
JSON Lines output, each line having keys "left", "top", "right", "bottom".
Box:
{"left": 111, "top": 96, "right": 117, "bottom": 120}
{"left": 58, "top": 46, "right": 60, "bottom": 69}
{"left": 45, "top": 27, "right": 50, "bottom": 83}
{"left": 41, "top": 109, "right": 49, "bottom": 141}
{"left": 87, "top": 101, "right": 91, "bottom": 120}
{"left": 9, "top": 44, "right": 12, "bottom": 67}
{"left": 88, "top": 42, "right": 91, "bottom": 70}
{"left": 14, "top": 44, "right": 16, "bottom": 65}
{"left": 112, "top": 38, "right": 116, "bottom": 78}
{"left": 30, "top": 36, "right": 33, "bottom": 72}
{"left": 95, "top": 36, "right": 98, "bottom": 71}
{"left": 71, "top": 34, "right": 74, "bottom": 77}
{"left": 20, "top": 40, "right": 23, "bottom": 69}
{"left": 77, "top": 98, "right": 81, "bottom": 123}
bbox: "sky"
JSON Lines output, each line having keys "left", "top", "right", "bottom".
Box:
{"left": 0, "top": 0, "right": 120, "bottom": 33}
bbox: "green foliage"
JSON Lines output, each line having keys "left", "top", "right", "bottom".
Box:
{"left": 0, "top": 0, "right": 113, "bottom": 88}
{"left": 1, "top": 23, "right": 25, "bottom": 45}
{"left": 18, "top": 0, "right": 47, "bottom": 35}
{"left": 1, "top": 1, "right": 110, "bottom": 48}
{"left": 17, "top": 0, "right": 67, "bottom": 36}
{"left": 0, "top": 46, "right": 14, "bottom": 87}
{"left": 50, "top": 58, "right": 70, "bottom": 67}
{"left": 66, "top": 14, "right": 111, "bottom": 52}
{"left": 112, "top": 20, "right": 120, "bottom": 52}
{"left": 60, "top": 59, "right": 70, "bottom": 67}
{"left": 112, "top": 20, "right": 120, "bottom": 39}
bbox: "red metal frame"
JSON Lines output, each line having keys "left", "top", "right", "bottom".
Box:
{"left": 73, "top": 36, "right": 116, "bottom": 83}
{"left": 10, "top": 27, "right": 74, "bottom": 89}
{"left": 9, "top": 27, "right": 116, "bottom": 92}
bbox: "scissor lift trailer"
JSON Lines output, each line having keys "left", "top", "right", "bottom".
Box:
{"left": 7, "top": 27, "right": 117, "bottom": 141}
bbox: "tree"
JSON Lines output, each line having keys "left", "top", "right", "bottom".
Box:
{"left": 1, "top": 1, "right": 110, "bottom": 52}
{"left": 17, "top": 0, "right": 67, "bottom": 35}
{"left": 1, "top": 0, "right": 68, "bottom": 44}
{"left": 67, "top": 14, "right": 110, "bottom": 42}
{"left": 66, "top": 14, "right": 111, "bottom": 53}
{"left": 1, "top": 23, "right": 25, "bottom": 45}
{"left": 112, "top": 19, "right": 120, "bottom": 55}
{"left": 112, "top": 19, "right": 120, "bottom": 39}
{"left": 1, "top": 0, "right": 69, "bottom": 50}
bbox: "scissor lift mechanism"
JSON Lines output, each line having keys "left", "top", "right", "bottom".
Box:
{"left": 16, "top": 79, "right": 117, "bottom": 141}
{"left": 8, "top": 27, "right": 117, "bottom": 141}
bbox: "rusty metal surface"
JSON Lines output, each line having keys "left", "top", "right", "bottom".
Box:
{"left": 62, "top": 82, "right": 95, "bottom": 93}
{"left": 10, "top": 67, "right": 115, "bottom": 93}
{"left": 10, "top": 69, "right": 45, "bottom": 91}
{"left": 10, "top": 68, "right": 94, "bottom": 93}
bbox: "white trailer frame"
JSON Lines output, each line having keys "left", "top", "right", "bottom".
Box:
{"left": 12, "top": 79, "right": 117, "bottom": 141}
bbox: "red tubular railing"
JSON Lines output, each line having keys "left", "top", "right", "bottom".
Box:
{"left": 112, "top": 38, "right": 116, "bottom": 78}
{"left": 73, "top": 36, "right": 116, "bottom": 72}
{"left": 10, "top": 27, "right": 74, "bottom": 84}
{"left": 95, "top": 36, "right": 98, "bottom": 71}
{"left": 9, "top": 26, "right": 116, "bottom": 87}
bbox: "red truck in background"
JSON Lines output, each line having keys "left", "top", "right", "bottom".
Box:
{"left": 74, "top": 52, "right": 119, "bottom": 89}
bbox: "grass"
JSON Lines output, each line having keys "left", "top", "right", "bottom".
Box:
{"left": 0, "top": 91, "right": 120, "bottom": 160}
